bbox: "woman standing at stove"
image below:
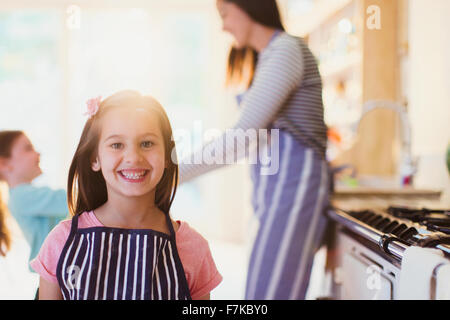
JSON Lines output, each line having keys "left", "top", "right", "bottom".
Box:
{"left": 179, "top": 0, "right": 330, "bottom": 299}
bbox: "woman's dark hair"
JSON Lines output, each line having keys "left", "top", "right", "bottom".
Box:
{"left": 67, "top": 90, "right": 179, "bottom": 216}
{"left": 224, "top": 0, "right": 285, "bottom": 88}
{"left": 0, "top": 130, "right": 24, "bottom": 181}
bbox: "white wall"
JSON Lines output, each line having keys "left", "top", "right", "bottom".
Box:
{"left": 408, "top": 0, "right": 450, "bottom": 205}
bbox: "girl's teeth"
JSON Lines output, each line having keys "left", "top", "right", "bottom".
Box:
{"left": 122, "top": 171, "right": 146, "bottom": 179}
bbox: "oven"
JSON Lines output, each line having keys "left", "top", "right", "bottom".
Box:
{"left": 326, "top": 206, "right": 450, "bottom": 300}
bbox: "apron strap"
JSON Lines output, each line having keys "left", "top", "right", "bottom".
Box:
{"left": 69, "top": 212, "right": 81, "bottom": 236}
{"left": 165, "top": 212, "right": 176, "bottom": 239}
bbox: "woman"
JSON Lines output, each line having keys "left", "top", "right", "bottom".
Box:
{"left": 179, "top": 0, "right": 330, "bottom": 300}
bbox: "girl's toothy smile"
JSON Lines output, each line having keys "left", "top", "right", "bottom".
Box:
{"left": 118, "top": 169, "right": 149, "bottom": 182}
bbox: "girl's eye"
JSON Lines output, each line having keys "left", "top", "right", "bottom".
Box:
{"left": 141, "top": 141, "right": 153, "bottom": 148}
{"left": 111, "top": 143, "right": 123, "bottom": 149}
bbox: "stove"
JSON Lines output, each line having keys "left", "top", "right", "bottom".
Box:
{"left": 386, "top": 206, "right": 450, "bottom": 235}
{"left": 326, "top": 206, "right": 450, "bottom": 299}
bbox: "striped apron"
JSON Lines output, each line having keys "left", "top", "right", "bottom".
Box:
{"left": 235, "top": 30, "right": 330, "bottom": 300}
{"left": 56, "top": 212, "right": 191, "bottom": 300}
{"left": 245, "top": 129, "right": 330, "bottom": 300}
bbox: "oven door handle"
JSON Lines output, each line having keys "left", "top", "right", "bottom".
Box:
{"left": 327, "top": 208, "right": 409, "bottom": 261}
{"left": 430, "top": 263, "right": 446, "bottom": 300}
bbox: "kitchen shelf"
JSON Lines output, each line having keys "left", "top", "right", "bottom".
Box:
{"left": 319, "top": 52, "right": 361, "bottom": 84}
{"left": 298, "top": 0, "right": 403, "bottom": 177}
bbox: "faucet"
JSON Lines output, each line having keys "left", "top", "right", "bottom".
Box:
{"left": 355, "top": 100, "right": 417, "bottom": 186}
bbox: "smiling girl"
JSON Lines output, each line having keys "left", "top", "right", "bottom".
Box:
{"left": 30, "top": 90, "right": 222, "bottom": 300}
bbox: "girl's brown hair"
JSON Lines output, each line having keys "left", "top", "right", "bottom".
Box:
{"left": 0, "top": 130, "right": 24, "bottom": 181}
{"left": 224, "top": 0, "right": 285, "bottom": 88}
{"left": 67, "top": 90, "right": 179, "bottom": 216}
{"left": 0, "top": 189, "right": 12, "bottom": 256}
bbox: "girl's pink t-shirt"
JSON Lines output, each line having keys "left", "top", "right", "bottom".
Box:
{"left": 30, "top": 211, "right": 222, "bottom": 299}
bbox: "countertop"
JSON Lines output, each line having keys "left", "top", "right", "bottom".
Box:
{"left": 333, "top": 186, "right": 441, "bottom": 197}
{"left": 331, "top": 187, "right": 446, "bottom": 210}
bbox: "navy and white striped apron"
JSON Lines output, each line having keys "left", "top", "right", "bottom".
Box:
{"left": 56, "top": 212, "right": 191, "bottom": 300}
{"left": 245, "top": 129, "right": 330, "bottom": 300}
{"left": 235, "top": 30, "right": 330, "bottom": 300}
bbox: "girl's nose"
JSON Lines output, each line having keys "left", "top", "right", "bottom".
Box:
{"left": 124, "top": 147, "right": 143, "bottom": 163}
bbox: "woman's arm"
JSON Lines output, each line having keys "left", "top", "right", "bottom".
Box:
{"left": 179, "top": 36, "right": 304, "bottom": 183}
{"left": 38, "top": 277, "right": 63, "bottom": 300}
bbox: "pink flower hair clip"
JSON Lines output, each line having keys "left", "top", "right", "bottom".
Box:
{"left": 84, "top": 96, "right": 102, "bottom": 119}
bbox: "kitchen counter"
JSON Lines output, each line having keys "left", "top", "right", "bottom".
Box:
{"left": 331, "top": 187, "right": 445, "bottom": 210}
{"left": 333, "top": 186, "right": 441, "bottom": 197}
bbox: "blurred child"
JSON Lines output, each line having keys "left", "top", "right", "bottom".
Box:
{"left": 0, "top": 185, "right": 39, "bottom": 299}
{"left": 0, "top": 131, "right": 68, "bottom": 265}
{"left": 31, "top": 90, "right": 222, "bottom": 300}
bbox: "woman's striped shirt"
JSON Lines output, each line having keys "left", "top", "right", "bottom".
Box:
{"left": 179, "top": 32, "right": 327, "bottom": 182}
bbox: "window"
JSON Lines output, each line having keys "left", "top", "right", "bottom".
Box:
{"left": 0, "top": 1, "right": 247, "bottom": 240}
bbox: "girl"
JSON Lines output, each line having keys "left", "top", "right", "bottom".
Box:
{"left": 178, "top": 0, "right": 331, "bottom": 299}
{"left": 31, "top": 90, "right": 222, "bottom": 300}
{"left": 0, "top": 131, "right": 68, "bottom": 264}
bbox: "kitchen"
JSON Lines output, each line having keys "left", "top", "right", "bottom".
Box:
{"left": 0, "top": 0, "right": 449, "bottom": 301}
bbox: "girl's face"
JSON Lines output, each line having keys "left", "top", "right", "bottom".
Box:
{"left": 5, "top": 134, "right": 42, "bottom": 183}
{"left": 217, "top": 0, "right": 253, "bottom": 49}
{"left": 92, "top": 107, "right": 167, "bottom": 200}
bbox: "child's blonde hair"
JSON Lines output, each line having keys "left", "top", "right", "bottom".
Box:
{"left": 0, "top": 188, "right": 11, "bottom": 257}
{"left": 0, "top": 131, "right": 22, "bottom": 256}
{"left": 67, "top": 90, "right": 179, "bottom": 216}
